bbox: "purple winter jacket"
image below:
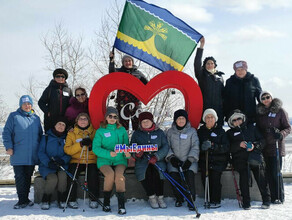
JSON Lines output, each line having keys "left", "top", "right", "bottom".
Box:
{"left": 65, "top": 97, "right": 89, "bottom": 127}
{"left": 256, "top": 98, "right": 291, "bottom": 157}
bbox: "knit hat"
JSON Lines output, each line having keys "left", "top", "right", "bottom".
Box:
{"left": 227, "top": 109, "right": 246, "bottom": 128}
{"left": 105, "top": 106, "right": 119, "bottom": 118}
{"left": 122, "top": 55, "right": 134, "bottom": 65}
{"left": 75, "top": 112, "right": 91, "bottom": 123}
{"left": 54, "top": 116, "right": 68, "bottom": 127}
{"left": 53, "top": 68, "right": 68, "bottom": 79}
{"left": 19, "top": 95, "right": 33, "bottom": 107}
{"left": 203, "top": 56, "right": 217, "bottom": 68}
{"left": 260, "top": 90, "right": 273, "bottom": 103}
{"left": 233, "top": 61, "right": 248, "bottom": 71}
{"left": 202, "top": 108, "right": 218, "bottom": 122}
{"left": 174, "top": 109, "right": 188, "bottom": 122}
{"left": 138, "top": 112, "right": 154, "bottom": 123}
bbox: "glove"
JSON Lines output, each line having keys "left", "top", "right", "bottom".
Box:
{"left": 148, "top": 156, "right": 158, "bottom": 165}
{"left": 81, "top": 137, "right": 92, "bottom": 146}
{"left": 170, "top": 156, "right": 183, "bottom": 168}
{"left": 88, "top": 145, "right": 92, "bottom": 151}
{"left": 273, "top": 128, "right": 283, "bottom": 140}
{"left": 201, "top": 140, "right": 212, "bottom": 151}
{"left": 48, "top": 160, "right": 58, "bottom": 170}
{"left": 54, "top": 157, "right": 65, "bottom": 166}
{"left": 135, "top": 151, "right": 144, "bottom": 158}
{"left": 182, "top": 160, "right": 192, "bottom": 171}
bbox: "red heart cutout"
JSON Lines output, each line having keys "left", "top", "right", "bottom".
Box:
{"left": 89, "top": 70, "right": 203, "bottom": 129}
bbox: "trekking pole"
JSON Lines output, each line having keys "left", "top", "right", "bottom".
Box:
{"left": 204, "top": 151, "right": 210, "bottom": 209}
{"left": 51, "top": 157, "right": 110, "bottom": 211}
{"left": 83, "top": 146, "right": 89, "bottom": 212}
{"left": 276, "top": 140, "right": 281, "bottom": 202}
{"left": 231, "top": 166, "right": 242, "bottom": 208}
{"left": 63, "top": 146, "right": 85, "bottom": 212}
{"left": 146, "top": 155, "right": 201, "bottom": 218}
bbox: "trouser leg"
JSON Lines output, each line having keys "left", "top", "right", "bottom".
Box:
{"left": 251, "top": 165, "right": 271, "bottom": 203}
{"left": 141, "top": 164, "right": 164, "bottom": 196}
{"left": 100, "top": 165, "right": 115, "bottom": 192}
{"left": 67, "top": 163, "right": 83, "bottom": 201}
{"left": 209, "top": 170, "right": 222, "bottom": 203}
{"left": 114, "top": 165, "right": 126, "bottom": 192}
{"left": 238, "top": 168, "right": 250, "bottom": 206}
{"left": 44, "top": 173, "right": 58, "bottom": 195}
{"left": 87, "top": 164, "right": 99, "bottom": 199}
{"left": 170, "top": 172, "right": 184, "bottom": 201}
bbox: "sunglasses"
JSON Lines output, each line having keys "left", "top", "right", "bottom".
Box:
{"left": 76, "top": 93, "right": 86, "bottom": 98}
{"left": 261, "top": 95, "right": 271, "bottom": 101}
{"left": 108, "top": 115, "right": 118, "bottom": 119}
{"left": 232, "top": 118, "right": 242, "bottom": 123}
{"left": 55, "top": 75, "right": 65, "bottom": 79}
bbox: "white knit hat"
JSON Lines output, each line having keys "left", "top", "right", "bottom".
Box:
{"left": 259, "top": 90, "right": 273, "bottom": 103}
{"left": 202, "top": 108, "right": 218, "bottom": 122}
{"left": 227, "top": 110, "right": 246, "bottom": 128}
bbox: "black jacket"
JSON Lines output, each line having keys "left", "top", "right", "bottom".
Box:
{"left": 227, "top": 122, "right": 264, "bottom": 170}
{"left": 223, "top": 72, "right": 262, "bottom": 123}
{"left": 38, "top": 80, "right": 72, "bottom": 131}
{"left": 194, "top": 48, "right": 224, "bottom": 125}
{"left": 197, "top": 124, "right": 229, "bottom": 172}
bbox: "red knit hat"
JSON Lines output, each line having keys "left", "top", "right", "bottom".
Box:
{"left": 138, "top": 112, "right": 153, "bottom": 123}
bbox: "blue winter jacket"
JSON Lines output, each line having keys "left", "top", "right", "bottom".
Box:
{"left": 2, "top": 108, "right": 43, "bottom": 166}
{"left": 38, "top": 129, "right": 71, "bottom": 179}
{"left": 131, "top": 126, "right": 169, "bottom": 181}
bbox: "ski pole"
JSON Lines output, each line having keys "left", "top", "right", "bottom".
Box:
{"left": 83, "top": 146, "right": 89, "bottom": 212}
{"left": 231, "top": 166, "right": 242, "bottom": 208}
{"left": 51, "top": 157, "right": 110, "bottom": 212}
{"left": 276, "top": 140, "right": 281, "bottom": 202}
{"left": 204, "top": 151, "right": 210, "bottom": 209}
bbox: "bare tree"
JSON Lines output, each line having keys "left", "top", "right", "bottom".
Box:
{"left": 0, "top": 95, "right": 9, "bottom": 124}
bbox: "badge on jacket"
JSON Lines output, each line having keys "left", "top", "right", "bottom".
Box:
{"left": 180, "top": 134, "right": 188, "bottom": 139}
{"left": 151, "top": 135, "right": 157, "bottom": 139}
{"left": 268, "top": 112, "right": 276, "bottom": 118}
{"left": 104, "top": 132, "right": 111, "bottom": 137}
{"left": 211, "top": 132, "right": 217, "bottom": 137}
{"left": 234, "top": 132, "right": 240, "bottom": 136}
{"left": 63, "top": 91, "right": 69, "bottom": 96}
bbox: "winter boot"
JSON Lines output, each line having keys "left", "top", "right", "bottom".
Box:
{"left": 116, "top": 192, "right": 126, "bottom": 215}
{"left": 57, "top": 191, "right": 67, "bottom": 209}
{"left": 157, "top": 195, "right": 167, "bottom": 209}
{"left": 148, "top": 195, "right": 159, "bottom": 209}
{"left": 41, "top": 194, "right": 51, "bottom": 210}
{"left": 103, "top": 191, "right": 112, "bottom": 212}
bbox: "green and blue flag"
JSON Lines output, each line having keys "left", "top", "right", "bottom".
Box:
{"left": 114, "top": 0, "right": 203, "bottom": 71}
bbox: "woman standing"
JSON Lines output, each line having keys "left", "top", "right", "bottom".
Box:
{"left": 38, "top": 117, "right": 71, "bottom": 210}
{"left": 93, "top": 107, "right": 130, "bottom": 215}
{"left": 256, "top": 91, "right": 291, "bottom": 204}
{"left": 197, "top": 109, "right": 229, "bottom": 208}
{"left": 166, "top": 109, "right": 200, "bottom": 210}
{"left": 38, "top": 68, "right": 72, "bottom": 132}
{"left": 65, "top": 87, "right": 89, "bottom": 128}
{"left": 3, "top": 95, "right": 43, "bottom": 209}
{"left": 131, "top": 112, "right": 169, "bottom": 209}
{"left": 194, "top": 37, "right": 225, "bottom": 126}
{"left": 227, "top": 109, "right": 270, "bottom": 210}
{"left": 64, "top": 113, "right": 99, "bottom": 209}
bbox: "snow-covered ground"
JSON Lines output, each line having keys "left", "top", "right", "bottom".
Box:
{"left": 0, "top": 184, "right": 292, "bottom": 219}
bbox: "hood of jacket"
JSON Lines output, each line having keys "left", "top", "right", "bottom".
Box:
{"left": 257, "top": 98, "right": 283, "bottom": 115}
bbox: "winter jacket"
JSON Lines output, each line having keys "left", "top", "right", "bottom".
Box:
{"left": 130, "top": 126, "right": 169, "bottom": 181}
{"left": 38, "top": 80, "right": 72, "bottom": 131}
{"left": 223, "top": 72, "right": 262, "bottom": 124}
{"left": 197, "top": 124, "right": 229, "bottom": 172}
{"left": 2, "top": 108, "right": 43, "bottom": 166}
{"left": 166, "top": 122, "right": 200, "bottom": 174}
{"left": 93, "top": 123, "right": 130, "bottom": 168}
{"left": 256, "top": 98, "right": 291, "bottom": 157}
{"left": 194, "top": 48, "right": 225, "bottom": 125}
{"left": 64, "top": 124, "right": 97, "bottom": 164}
{"left": 38, "top": 129, "right": 71, "bottom": 179}
{"left": 65, "top": 97, "right": 89, "bottom": 127}
{"left": 227, "top": 122, "right": 264, "bottom": 171}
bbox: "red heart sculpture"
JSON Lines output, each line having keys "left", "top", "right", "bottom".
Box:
{"left": 89, "top": 70, "right": 203, "bottom": 129}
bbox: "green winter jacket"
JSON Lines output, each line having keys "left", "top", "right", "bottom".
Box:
{"left": 93, "top": 123, "right": 130, "bottom": 168}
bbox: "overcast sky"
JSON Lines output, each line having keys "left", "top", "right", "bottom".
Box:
{"left": 0, "top": 0, "right": 292, "bottom": 115}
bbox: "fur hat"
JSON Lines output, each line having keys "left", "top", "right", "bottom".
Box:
{"left": 227, "top": 109, "right": 246, "bottom": 128}
{"left": 75, "top": 112, "right": 91, "bottom": 123}
{"left": 260, "top": 90, "right": 273, "bottom": 103}
{"left": 138, "top": 112, "right": 153, "bottom": 123}
{"left": 202, "top": 108, "right": 218, "bottom": 122}
{"left": 122, "top": 55, "right": 134, "bottom": 65}
{"left": 19, "top": 95, "right": 33, "bottom": 107}
{"left": 174, "top": 109, "right": 188, "bottom": 122}
{"left": 53, "top": 68, "right": 68, "bottom": 79}
{"left": 105, "top": 106, "right": 119, "bottom": 118}
{"left": 233, "top": 61, "right": 248, "bottom": 71}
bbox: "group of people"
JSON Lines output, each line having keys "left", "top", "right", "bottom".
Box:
{"left": 2, "top": 38, "right": 291, "bottom": 216}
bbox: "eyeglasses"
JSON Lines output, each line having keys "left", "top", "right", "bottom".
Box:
{"left": 55, "top": 75, "right": 65, "bottom": 79}
{"left": 76, "top": 93, "right": 86, "bottom": 98}
{"left": 78, "top": 117, "right": 88, "bottom": 121}
{"left": 232, "top": 118, "right": 242, "bottom": 123}
{"left": 108, "top": 115, "right": 118, "bottom": 119}
{"left": 261, "top": 95, "right": 271, "bottom": 101}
